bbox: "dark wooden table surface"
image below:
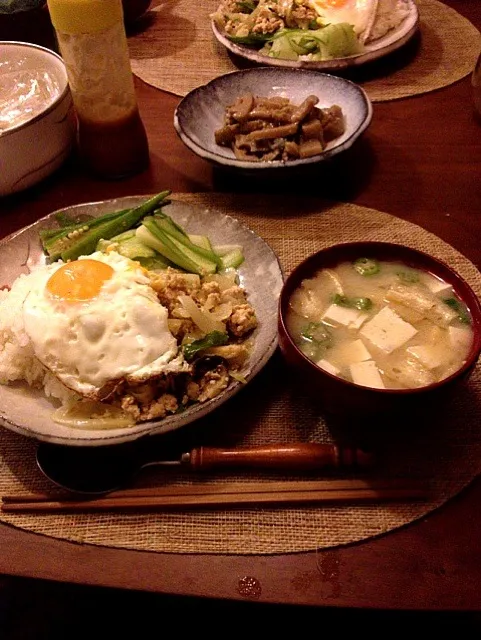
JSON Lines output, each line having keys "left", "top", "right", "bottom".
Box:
{"left": 1, "top": 0, "right": 481, "bottom": 610}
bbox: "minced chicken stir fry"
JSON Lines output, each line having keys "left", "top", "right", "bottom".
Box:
{"left": 214, "top": 0, "right": 320, "bottom": 36}
{"left": 215, "top": 93, "right": 345, "bottom": 161}
{"left": 110, "top": 267, "right": 257, "bottom": 422}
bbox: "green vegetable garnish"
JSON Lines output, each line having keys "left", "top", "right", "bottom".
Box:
{"left": 353, "top": 258, "right": 380, "bottom": 276}
{"left": 332, "top": 294, "right": 372, "bottom": 310}
{"left": 443, "top": 297, "right": 471, "bottom": 324}
{"left": 300, "top": 322, "right": 331, "bottom": 346}
{"left": 182, "top": 331, "right": 229, "bottom": 361}
{"left": 54, "top": 211, "right": 78, "bottom": 227}
{"left": 260, "top": 24, "right": 361, "bottom": 61}
{"left": 396, "top": 269, "right": 420, "bottom": 284}
{"left": 228, "top": 32, "right": 273, "bottom": 46}
{"left": 229, "top": 371, "right": 248, "bottom": 384}
{"left": 236, "top": 0, "right": 256, "bottom": 12}
{"left": 41, "top": 192, "right": 171, "bottom": 262}
{"left": 39, "top": 209, "right": 130, "bottom": 244}
{"left": 139, "top": 217, "right": 218, "bottom": 275}
{"left": 298, "top": 322, "right": 331, "bottom": 360}
{"left": 153, "top": 213, "right": 222, "bottom": 267}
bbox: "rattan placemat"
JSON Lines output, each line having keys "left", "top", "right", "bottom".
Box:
{"left": 0, "top": 194, "right": 480, "bottom": 555}
{"left": 128, "top": 0, "right": 481, "bottom": 102}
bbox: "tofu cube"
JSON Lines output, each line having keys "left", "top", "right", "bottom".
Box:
{"left": 407, "top": 344, "right": 447, "bottom": 370}
{"left": 316, "top": 359, "right": 340, "bottom": 376}
{"left": 449, "top": 326, "right": 473, "bottom": 351}
{"left": 360, "top": 306, "right": 418, "bottom": 354}
{"left": 338, "top": 339, "right": 371, "bottom": 363}
{"left": 422, "top": 274, "right": 453, "bottom": 295}
{"left": 349, "top": 360, "right": 385, "bottom": 389}
{"left": 322, "top": 304, "right": 369, "bottom": 329}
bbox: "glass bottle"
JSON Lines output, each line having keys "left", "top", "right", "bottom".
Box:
{"left": 46, "top": 0, "right": 150, "bottom": 179}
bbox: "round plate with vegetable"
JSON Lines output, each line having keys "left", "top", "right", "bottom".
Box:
{"left": 211, "top": 0, "right": 419, "bottom": 71}
{"left": 0, "top": 193, "right": 283, "bottom": 446}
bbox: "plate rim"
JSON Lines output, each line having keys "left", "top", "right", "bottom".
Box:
{"left": 210, "top": 0, "right": 419, "bottom": 71}
{"left": 0, "top": 195, "right": 283, "bottom": 446}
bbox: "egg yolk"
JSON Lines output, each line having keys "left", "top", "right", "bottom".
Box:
{"left": 46, "top": 259, "right": 114, "bottom": 302}
{"left": 314, "top": 0, "right": 353, "bottom": 7}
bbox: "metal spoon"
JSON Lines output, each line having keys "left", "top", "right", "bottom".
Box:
{"left": 36, "top": 441, "right": 375, "bottom": 495}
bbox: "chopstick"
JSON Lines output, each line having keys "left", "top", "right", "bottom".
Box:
{"left": 1, "top": 478, "right": 431, "bottom": 513}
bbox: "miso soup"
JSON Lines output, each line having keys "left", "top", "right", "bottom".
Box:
{"left": 286, "top": 257, "right": 474, "bottom": 390}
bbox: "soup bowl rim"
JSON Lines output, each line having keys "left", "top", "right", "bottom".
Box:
{"left": 278, "top": 240, "right": 481, "bottom": 397}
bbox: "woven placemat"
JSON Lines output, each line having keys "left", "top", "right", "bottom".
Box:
{"left": 0, "top": 194, "right": 480, "bottom": 555}
{"left": 128, "top": 0, "right": 481, "bottom": 103}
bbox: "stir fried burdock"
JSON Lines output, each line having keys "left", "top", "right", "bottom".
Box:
{"left": 214, "top": 93, "right": 345, "bottom": 162}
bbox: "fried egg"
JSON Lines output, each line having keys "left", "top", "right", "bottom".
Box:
{"left": 22, "top": 251, "right": 187, "bottom": 399}
{"left": 308, "top": 0, "right": 378, "bottom": 41}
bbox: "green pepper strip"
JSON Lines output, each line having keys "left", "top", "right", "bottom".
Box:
{"left": 353, "top": 257, "right": 380, "bottom": 276}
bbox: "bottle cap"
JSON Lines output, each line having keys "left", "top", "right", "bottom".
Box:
{"left": 47, "top": 0, "right": 124, "bottom": 34}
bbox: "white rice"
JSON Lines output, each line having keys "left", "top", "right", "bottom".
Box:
{"left": 0, "top": 275, "right": 77, "bottom": 404}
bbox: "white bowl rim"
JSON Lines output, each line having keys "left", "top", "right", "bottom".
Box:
{"left": 0, "top": 40, "right": 70, "bottom": 139}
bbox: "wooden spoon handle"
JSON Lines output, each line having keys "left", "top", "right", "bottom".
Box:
{"left": 183, "top": 444, "right": 374, "bottom": 471}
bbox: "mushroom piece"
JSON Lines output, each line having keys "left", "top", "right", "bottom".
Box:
{"left": 214, "top": 93, "right": 345, "bottom": 162}
{"left": 299, "top": 138, "right": 324, "bottom": 158}
{"left": 230, "top": 92, "right": 254, "bottom": 121}
{"left": 290, "top": 95, "right": 319, "bottom": 123}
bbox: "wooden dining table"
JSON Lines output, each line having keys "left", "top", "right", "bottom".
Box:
{"left": 1, "top": 0, "right": 481, "bottom": 610}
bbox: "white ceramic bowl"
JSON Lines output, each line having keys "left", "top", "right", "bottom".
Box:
{"left": 0, "top": 41, "right": 76, "bottom": 196}
{"left": 174, "top": 67, "right": 373, "bottom": 171}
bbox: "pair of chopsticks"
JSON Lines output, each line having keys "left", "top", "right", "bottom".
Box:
{"left": 1, "top": 478, "right": 431, "bottom": 513}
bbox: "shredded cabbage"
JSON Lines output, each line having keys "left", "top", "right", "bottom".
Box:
{"left": 260, "top": 23, "right": 362, "bottom": 61}
{"left": 52, "top": 401, "right": 135, "bottom": 430}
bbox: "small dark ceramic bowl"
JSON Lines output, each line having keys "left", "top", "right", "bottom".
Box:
{"left": 278, "top": 242, "right": 481, "bottom": 421}
{"left": 173, "top": 67, "right": 372, "bottom": 172}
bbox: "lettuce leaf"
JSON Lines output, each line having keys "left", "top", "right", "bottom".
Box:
{"left": 260, "top": 23, "right": 362, "bottom": 61}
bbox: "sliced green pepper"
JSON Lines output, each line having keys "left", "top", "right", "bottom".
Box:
{"left": 298, "top": 322, "right": 331, "bottom": 360}
{"left": 332, "top": 294, "right": 373, "bottom": 311}
{"left": 228, "top": 32, "right": 272, "bottom": 45}
{"left": 353, "top": 257, "right": 380, "bottom": 276}
{"left": 182, "top": 330, "right": 229, "bottom": 361}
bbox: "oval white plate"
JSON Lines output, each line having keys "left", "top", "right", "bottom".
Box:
{"left": 0, "top": 197, "right": 283, "bottom": 446}
{"left": 211, "top": 0, "right": 419, "bottom": 71}
{"left": 174, "top": 68, "right": 372, "bottom": 170}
